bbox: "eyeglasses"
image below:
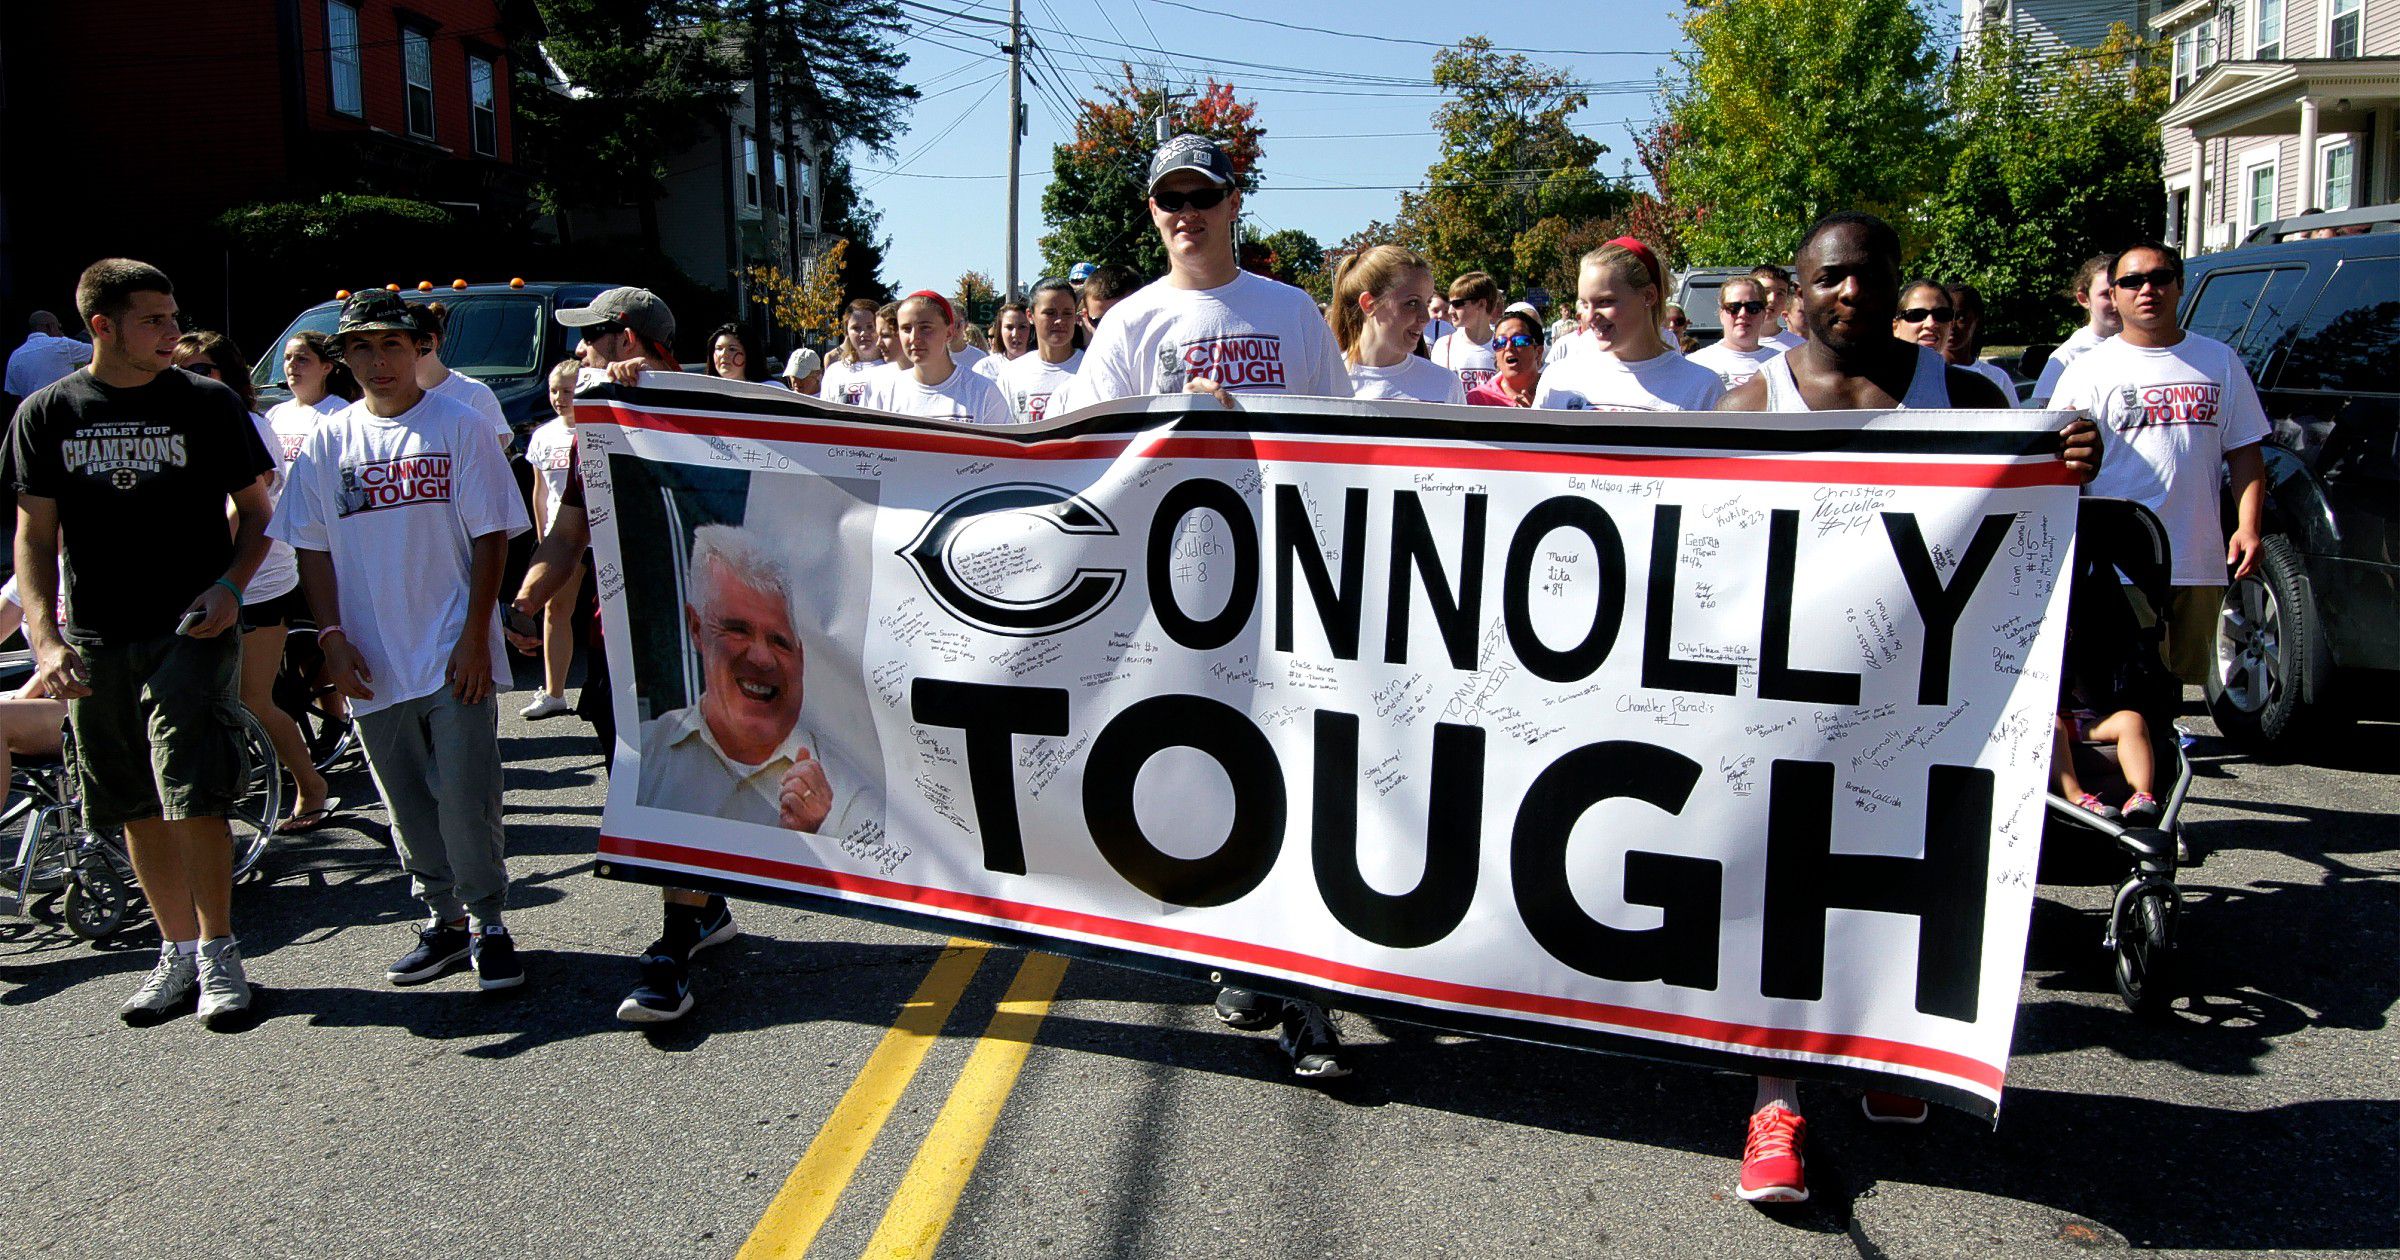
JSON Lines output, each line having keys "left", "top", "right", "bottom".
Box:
{"left": 1721, "top": 300, "right": 1767, "bottom": 315}
{"left": 2112, "top": 268, "right": 2179, "bottom": 292}
{"left": 1898, "top": 307, "right": 1956, "bottom": 324}
{"left": 183, "top": 361, "right": 222, "bottom": 377}
{"left": 1151, "top": 186, "right": 1231, "bottom": 213}
{"left": 1497, "top": 333, "right": 1540, "bottom": 348}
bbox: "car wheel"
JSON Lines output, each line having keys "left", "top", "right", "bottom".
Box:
{"left": 2204, "top": 535, "right": 2326, "bottom": 750}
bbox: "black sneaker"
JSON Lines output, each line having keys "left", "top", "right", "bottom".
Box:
{"left": 1277, "top": 999, "right": 1350, "bottom": 1079}
{"left": 616, "top": 945, "right": 693, "bottom": 1023}
{"left": 681, "top": 895, "right": 739, "bottom": 957}
{"left": 1213, "top": 985, "right": 1279, "bottom": 1031}
{"left": 471, "top": 923, "right": 524, "bottom": 991}
{"left": 388, "top": 921, "right": 471, "bottom": 986}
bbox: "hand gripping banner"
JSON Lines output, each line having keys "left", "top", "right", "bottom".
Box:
{"left": 576, "top": 374, "right": 2079, "bottom": 1119}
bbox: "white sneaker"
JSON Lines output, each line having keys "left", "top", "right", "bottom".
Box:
{"left": 518, "top": 694, "right": 574, "bottom": 720}
{"left": 195, "top": 936, "right": 253, "bottom": 1029}
{"left": 119, "top": 942, "right": 197, "bottom": 1023}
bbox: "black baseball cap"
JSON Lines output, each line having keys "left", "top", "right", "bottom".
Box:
{"left": 1147, "top": 134, "right": 1235, "bottom": 194}
{"left": 335, "top": 290, "right": 422, "bottom": 337}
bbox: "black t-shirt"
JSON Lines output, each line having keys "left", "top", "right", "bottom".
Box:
{"left": 5, "top": 368, "right": 272, "bottom": 644}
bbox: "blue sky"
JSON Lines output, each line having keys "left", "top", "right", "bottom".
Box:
{"left": 858, "top": 1, "right": 1701, "bottom": 293}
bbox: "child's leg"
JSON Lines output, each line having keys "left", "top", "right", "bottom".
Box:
{"left": 2052, "top": 716, "right": 2086, "bottom": 799}
{"left": 2094, "top": 711, "right": 2157, "bottom": 797}
{"left": 540, "top": 557, "right": 584, "bottom": 699}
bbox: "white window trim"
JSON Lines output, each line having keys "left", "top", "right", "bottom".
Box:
{"left": 401, "top": 27, "right": 436, "bottom": 140}
{"left": 2254, "top": 0, "right": 2285, "bottom": 58}
{"left": 2316, "top": 135, "right": 2358, "bottom": 210}
{"left": 326, "top": 1, "right": 363, "bottom": 118}
{"left": 2164, "top": 174, "right": 2197, "bottom": 250}
{"left": 2237, "top": 144, "right": 2283, "bottom": 241}
{"left": 2327, "top": 0, "right": 2364, "bottom": 58}
{"left": 467, "top": 54, "right": 497, "bottom": 157}
{"left": 741, "top": 131, "right": 760, "bottom": 209}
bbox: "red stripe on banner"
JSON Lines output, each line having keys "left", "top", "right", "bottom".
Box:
{"left": 597, "top": 833, "right": 2006, "bottom": 1091}
{"left": 588, "top": 406, "right": 2077, "bottom": 490}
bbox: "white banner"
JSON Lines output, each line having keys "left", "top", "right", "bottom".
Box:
{"left": 577, "top": 374, "right": 2079, "bottom": 1117}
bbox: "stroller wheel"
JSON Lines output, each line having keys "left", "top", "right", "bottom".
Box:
{"left": 2112, "top": 885, "right": 2178, "bottom": 1017}
{"left": 63, "top": 852, "right": 131, "bottom": 940}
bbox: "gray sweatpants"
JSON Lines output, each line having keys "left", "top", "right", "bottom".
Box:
{"left": 355, "top": 689, "right": 510, "bottom": 924}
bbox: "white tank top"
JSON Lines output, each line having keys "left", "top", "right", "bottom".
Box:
{"left": 1761, "top": 344, "right": 1952, "bottom": 412}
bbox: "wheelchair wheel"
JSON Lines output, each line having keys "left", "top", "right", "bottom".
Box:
{"left": 229, "top": 708, "right": 282, "bottom": 882}
{"left": 299, "top": 692, "right": 356, "bottom": 774}
{"left": 5, "top": 803, "right": 73, "bottom": 902}
{"left": 63, "top": 849, "right": 131, "bottom": 940}
{"left": 2112, "top": 885, "right": 2178, "bottom": 1017}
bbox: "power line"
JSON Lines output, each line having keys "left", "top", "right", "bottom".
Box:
{"left": 1133, "top": 0, "right": 1670, "bottom": 58}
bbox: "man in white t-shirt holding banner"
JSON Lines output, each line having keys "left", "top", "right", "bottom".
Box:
{"left": 1048, "top": 133, "right": 1354, "bottom": 1078}
{"left": 2051, "top": 241, "right": 2267, "bottom": 685}
{"left": 274, "top": 291, "right": 532, "bottom": 991}
{"left": 1052, "top": 134, "right": 1349, "bottom": 417}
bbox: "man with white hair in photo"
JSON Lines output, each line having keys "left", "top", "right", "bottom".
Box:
{"left": 636, "top": 523, "right": 854, "bottom": 835}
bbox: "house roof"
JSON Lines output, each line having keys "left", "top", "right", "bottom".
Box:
{"left": 2161, "top": 56, "right": 2400, "bottom": 135}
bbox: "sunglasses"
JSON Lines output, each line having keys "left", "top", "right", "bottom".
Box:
{"left": 1898, "top": 307, "right": 1956, "bottom": 324}
{"left": 1721, "top": 300, "right": 1767, "bottom": 315}
{"left": 1151, "top": 186, "right": 1231, "bottom": 213}
{"left": 583, "top": 319, "right": 629, "bottom": 339}
{"left": 1497, "top": 333, "right": 1540, "bottom": 349}
{"left": 183, "top": 361, "right": 222, "bottom": 376}
{"left": 2112, "top": 268, "right": 2179, "bottom": 292}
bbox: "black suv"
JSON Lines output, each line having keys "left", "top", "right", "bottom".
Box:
{"left": 250, "top": 280, "right": 622, "bottom": 441}
{"left": 2176, "top": 204, "right": 2398, "bottom": 748}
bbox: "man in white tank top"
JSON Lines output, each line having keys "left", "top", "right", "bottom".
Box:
{"left": 1712, "top": 212, "right": 2099, "bottom": 1208}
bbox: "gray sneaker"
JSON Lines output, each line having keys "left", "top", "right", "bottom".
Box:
{"left": 195, "top": 936, "right": 253, "bottom": 1030}
{"left": 119, "top": 942, "right": 197, "bottom": 1024}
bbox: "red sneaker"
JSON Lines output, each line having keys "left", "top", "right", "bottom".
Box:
{"left": 1861, "top": 1090, "right": 1929, "bottom": 1124}
{"left": 1738, "top": 1102, "right": 1809, "bottom": 1203}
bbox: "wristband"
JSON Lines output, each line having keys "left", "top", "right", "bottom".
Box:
{"left": 318, "top": 625, "right": 347, "bottom": 641}
{"left": 213, "top": 577, "right": 244, "bottom": 601}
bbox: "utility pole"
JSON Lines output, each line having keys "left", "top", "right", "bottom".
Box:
{"left": 1004, "top": 0, "right": 1023, "bottom": 300}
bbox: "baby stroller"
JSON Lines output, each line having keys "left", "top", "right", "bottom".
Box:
{"left": 2041, "top": 498, "right": 2194, "bottom": 1017}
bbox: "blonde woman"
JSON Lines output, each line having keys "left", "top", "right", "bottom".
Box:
{"left": 1534, "top": 238, "right": 1724, "bottom": 412}
{"left": 1330, "top": 245, "right": 1465, "bottom": 404}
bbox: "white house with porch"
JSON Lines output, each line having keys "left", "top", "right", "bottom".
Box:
{"left": 1965, "top": 1, "right": 2399, "bottom": 252}
{"left": 2154, "top": 0, "right": 2399, "bottom": 250}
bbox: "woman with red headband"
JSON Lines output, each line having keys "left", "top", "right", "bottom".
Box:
{"left": 1534, "top": 238, "right": 1725, "bottom": 412}
{"left": 859, "top": 290, "right": 1012, "bottom": 426}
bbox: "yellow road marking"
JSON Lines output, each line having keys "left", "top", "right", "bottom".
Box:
{"left": 861, "top": 951, "right": 1071, "bottom": 1259}
{"left": 735, "top": 940, "right": 992, "bottom": 1260}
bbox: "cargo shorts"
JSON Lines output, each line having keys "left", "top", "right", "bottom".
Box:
{"left": 66, "top": 631, "right": 246, "bottom": 831}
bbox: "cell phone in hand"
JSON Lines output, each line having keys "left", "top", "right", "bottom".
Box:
{"left": 176, "top": 608, "right": 208, "bottom": 637}
{"left": 503, "top": 607, "right": 541, "bottom": 639}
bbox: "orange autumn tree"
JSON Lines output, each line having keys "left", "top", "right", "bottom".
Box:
{"left": 1039, "top": 70, "right": 1265, "bottom": 279}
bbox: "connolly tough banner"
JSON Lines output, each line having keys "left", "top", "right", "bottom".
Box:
{"left": 576, "top": 375, "right": 2079, "bottom": 1118}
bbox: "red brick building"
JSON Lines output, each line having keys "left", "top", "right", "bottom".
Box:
{"left": 0, "top": 0, "right": 539, "bottom": 346}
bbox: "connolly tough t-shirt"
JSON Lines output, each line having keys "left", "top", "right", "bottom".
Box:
{"left": 1428, "top": 329, "right": 1499, "bottom": 394}
{"left": 1058, "top": 270, "right": 1349, "bottom": 411}
{"left": 525, "top": 416, "right": 578, "bottom": 529}
{"left": 1346, "top": 354, "right": 1466, "bottom": 405}
{"left": 1534, "top": 348, "right": 1726, "bottom": 412}
{"left": 268, "top": 390, "right": 531, "bottom": 715}
{"left": 4, "top": 367, "right": 272, "bottom": 644}
{"left": 998, "top": 349, "right": 1083, "bottom": 423}
{"left": 2049, "top": 332, "right": 2270, "bottom": 586}
{"left": 820, "top": 357, "right": 885, "bottom": 408}
{"left": 860, "top": 362, "right": 1014, "bottom": 426}
{"left": 1687, "top": 340, "right": 1783, "bottom": 391}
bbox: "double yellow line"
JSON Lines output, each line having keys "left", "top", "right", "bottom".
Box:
{"left": 737, "top": 939, "right": 1070, "bottom": 1260}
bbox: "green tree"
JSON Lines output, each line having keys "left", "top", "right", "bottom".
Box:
{"left": 1242, "top": 225, "right": 1328, "bottom": 298}
{"left": 1662, "top": 0, "right": 1946, "bottom": 265}
{"left": 1918, "top": 26, "right": 2167, "bottom": 344}
{"left": 1395, "top": 38, "right": 1622, "bottom": 290}
{"left": 1039, "top": 71, "right": 1266, "bottom": 280}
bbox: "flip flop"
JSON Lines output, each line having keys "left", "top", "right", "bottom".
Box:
{"left": 277, "top": 796, "right": 344, "bottom": 835}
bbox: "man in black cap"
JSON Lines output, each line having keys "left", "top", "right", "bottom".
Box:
{"left": 274, "top": 290, "right": 531, "bottom": 992}
{"left": 1047, "top": 133, "right": 1348, "bottom": 417}
{"left": 517, "top": 285, "right": 749, "bottom": 1025}
{"left": 7, "top": 258, "right": 275, "bottom": 1029}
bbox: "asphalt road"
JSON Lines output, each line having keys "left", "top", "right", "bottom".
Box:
{"left": 1, "top": 680, "right": 2392, "bottom": 1260}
